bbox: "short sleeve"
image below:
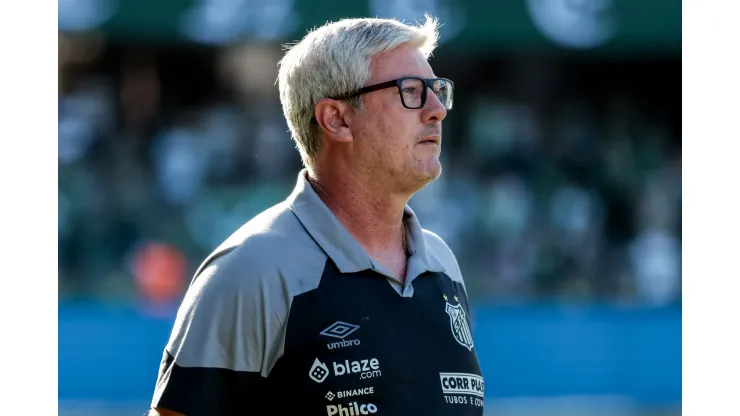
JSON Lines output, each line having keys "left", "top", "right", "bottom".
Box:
{"left": 422, "top": 229, "right": 472, "bottom": 310}
{"left": 150, "top": 254, "right": 288, "bottom": 416}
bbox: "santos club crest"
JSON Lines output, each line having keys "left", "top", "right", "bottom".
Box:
{"left": 445, "top": 300, "right": 474, "bottom": 351}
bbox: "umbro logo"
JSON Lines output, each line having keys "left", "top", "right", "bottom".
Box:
{"left": 320, "top": 321, "right": 360, "bottom": 339}
{"left": 321, "top": 321, "right": 361, "bottom": 350}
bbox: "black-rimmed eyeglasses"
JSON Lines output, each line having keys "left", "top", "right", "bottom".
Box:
{"left": 330, "top": 77, "right": 454, "bottom": 110}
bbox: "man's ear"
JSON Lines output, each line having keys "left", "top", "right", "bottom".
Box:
{"left": 314, "top": 98, "right": 354, "bottom": 144}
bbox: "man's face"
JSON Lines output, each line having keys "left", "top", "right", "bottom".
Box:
{"left": 349, "top": 44, "right": 448, "bottom": 193}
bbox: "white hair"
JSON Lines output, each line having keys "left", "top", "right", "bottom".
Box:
{"left": 277, "top": 15, "right": 440, "bottom": 168}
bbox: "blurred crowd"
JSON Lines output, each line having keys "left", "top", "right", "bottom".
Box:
{"left": 58, "top": 39, "right": 681, "bottom": 307}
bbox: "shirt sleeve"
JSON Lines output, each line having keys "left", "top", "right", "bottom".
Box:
{"left": 423, "top": 229, "right": 472, "bottom": 312}
{"left": 150, "top": 252, "right": 287, "bottom": 416}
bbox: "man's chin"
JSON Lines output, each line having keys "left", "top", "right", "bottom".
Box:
{"left": 426, "top": 157, "right": 443, "bottom": 178}
{"left": 409, "top": 161, "right": 442, "bottom": 190}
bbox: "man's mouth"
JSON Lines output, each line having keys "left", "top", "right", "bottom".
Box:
{"left": 419, "top": 136, "right": 440, "bottom": 144}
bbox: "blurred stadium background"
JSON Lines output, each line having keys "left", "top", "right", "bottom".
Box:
{"left": 58, "top": 0, "right": 681, "bottom": 415}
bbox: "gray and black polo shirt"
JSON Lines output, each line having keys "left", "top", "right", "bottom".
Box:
{"left": 151, "top": 170, "right": 484, "bottom": 415}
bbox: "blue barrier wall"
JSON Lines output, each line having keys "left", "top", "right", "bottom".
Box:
{"left": 59, "top": 302, "right": 681, "bottom": 406}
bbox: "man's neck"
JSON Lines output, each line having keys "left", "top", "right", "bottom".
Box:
{"left": 307, "top": 169, "right": 408, "bottom": 254}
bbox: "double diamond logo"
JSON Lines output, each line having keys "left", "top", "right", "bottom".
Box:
{"left": 326, "top": 391, "right": 335, "bottom": 401}
{"left": 320, "top": 321, "right": 360, "bottom": 339}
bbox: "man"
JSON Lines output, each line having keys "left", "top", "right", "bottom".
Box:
{"left": 150, "top": 15, "right": 483, "bottom": 416}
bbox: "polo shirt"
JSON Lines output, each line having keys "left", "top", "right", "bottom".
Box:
{"left": 151, "top": 170, "right": 484, "bottom": 415}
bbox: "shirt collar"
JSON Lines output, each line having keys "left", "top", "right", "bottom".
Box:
{"left": 285, "top": 169, "right": 445, "bottom": 276}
